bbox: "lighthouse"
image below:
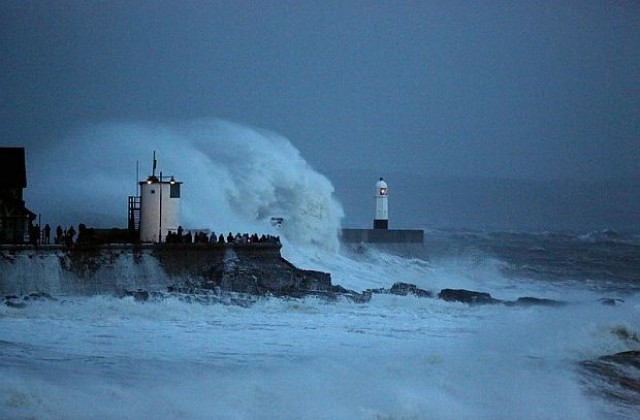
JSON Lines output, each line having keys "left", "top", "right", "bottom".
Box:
{"left": 138, "top": 155, "right": 182, "bottom": 243}
{"left": 373, "top": 177, "right": 389, "bottom": 229}
{"left": 341, "top": 175, "right": 423, "bottom": 256}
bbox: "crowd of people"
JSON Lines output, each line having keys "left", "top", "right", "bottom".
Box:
{"left": 28, "top": 223, "right": 76, "bottom": 247}
{"left": 165, "top": 226, "right": 280, "bottom": 245}
{"left": 26, "top": 222, "right": 280, "bottom": 247}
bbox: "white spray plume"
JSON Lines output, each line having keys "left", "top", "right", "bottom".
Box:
{"left": 29, "top": 120, "right": 344, "bottom": 251}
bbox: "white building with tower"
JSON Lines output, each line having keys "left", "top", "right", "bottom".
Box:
{"left": 374, "top": 177, "right": 388, "bottom": 229}
{"left": 132, "top": 155, "right": 182, "bottom": 243}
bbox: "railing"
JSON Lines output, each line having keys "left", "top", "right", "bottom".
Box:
{"left": 128, "top": 196, "right": 141, "bottom": 233}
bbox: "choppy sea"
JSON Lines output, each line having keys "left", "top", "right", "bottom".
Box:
{"left": 1, "top": 228, "right": 639, "bottom": 419}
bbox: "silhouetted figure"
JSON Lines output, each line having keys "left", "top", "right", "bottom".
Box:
{"left": 218, "top": 234, "right": 225, "bottom": 244}
{"left": 185, "top": 231, "right": 192, "bottom": 244}
{"left": 29, "top": 224, "right": 39, "bottom": 247}
{"left": 66, "top": 225, "right": 76, "bottom": 246}
{"left": 43, "top": 224, "right": 51, "bottom": 244}
{"left": 55, "top": 225, "right": 63, "bottom": 244}
{"left": 227, "top": 232, "right": 234, "bottom": 243}
{"left": 77, "top": 224, "right": 86, "bottom": 244}
{"left": 29, "top": 224, "right": 36, "bottom": 246}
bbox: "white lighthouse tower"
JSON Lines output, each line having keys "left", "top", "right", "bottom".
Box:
{"left": 374, "top": 177, "right": 388, "bottom": 229}
{"left": 138, "top": 155, "right": 182, "bottom": 243}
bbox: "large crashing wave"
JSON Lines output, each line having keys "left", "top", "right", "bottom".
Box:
{"left": 28, "top": 120, "right": 344, "bottom": 250}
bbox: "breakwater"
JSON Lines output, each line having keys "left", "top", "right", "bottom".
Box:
{"left": 0, "top": 243, "right": 333, "bottom": 298}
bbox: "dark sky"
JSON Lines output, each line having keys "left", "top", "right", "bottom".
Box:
{"left": 2, "top": 1, "right": 639, "bottom": 230}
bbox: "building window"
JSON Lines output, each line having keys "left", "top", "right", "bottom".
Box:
{"left": 170, "top": 183, "right": 180, "bottom": 198}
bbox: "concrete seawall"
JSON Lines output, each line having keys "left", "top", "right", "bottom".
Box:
{"left": 341, "top": 228, "right": 424, "bottom": 243}
{"left": 0, "top": 243, "right": 332, "bottom": 297}
{"left": 340, "top": 228, "right": 425, "bottom": 258}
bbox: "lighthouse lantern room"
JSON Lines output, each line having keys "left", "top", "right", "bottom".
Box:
{"left": 138, "top": 154, "right": 182, "bottom": 243}
{"left": 373, "top": 177, "right": 388, "bottom": 229}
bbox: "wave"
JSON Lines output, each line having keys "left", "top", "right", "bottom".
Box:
{"left": 3, "top": 289, "right": 639, "bottom": 419}
{"left": 3, "top": 118, "right": 639, "bottom": 419}
{"left": 28, "top": 119, "right": 344, "bottom": 250}
{"left": 577, "top": 229, "right": 640, "bottom": 245}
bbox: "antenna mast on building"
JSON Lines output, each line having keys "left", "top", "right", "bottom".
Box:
{"left": 152, "top": 150, "right": 157, "bottom": 178}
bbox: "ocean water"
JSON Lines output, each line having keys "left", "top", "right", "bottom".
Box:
{"left": 1, "top": 230, "right": 639, "bottom": 419}
{"left": 5, "top": 121, "right": 639, "bottom": 418}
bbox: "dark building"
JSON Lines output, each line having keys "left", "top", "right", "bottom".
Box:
{"left": 0, "top": 147, "right": 36, "bottom": 243}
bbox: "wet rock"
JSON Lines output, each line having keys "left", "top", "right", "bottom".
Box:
{"left": 164, "top": 280, "right": 371, "bottom": 306}
{"left": 171, "top": 289, "right": 258, "bottom": 308}
{"left": 389, "top": 282, "right": 432, "bottom": 298}
{"left": 23, "top": 291, "right": 56, "bottom": 301}
{"left": 4, "top": 292, "right": 58, "bottom": 308}
{"left": 124, "top": 289, "right": 150, "bottom": 302}
{"left": 366, "top": 287, "right": 387, "bottom": 295}
{"left": 4, "top": 295, "right": 26, "bottom": 308}
{"left": 125, "top": 285, "right": 260, "bottom": 308}
{"left": 366, "top": 282, "right": 432, "bottom": 298}
{"left": 580, "top": 351, "right": 640, "bottom": 404}
{"left": 603, "top": 351, "right": 640, "bottom": 369}
{"left": 326, "top": 285, "right": 372, "bottom": 303}
{"left": 599, "top": 297, "right": 625, "bottom": 306}
{"left": 512, "top": 296, "right": 566, "bottom": 307}
{"left": 610, "top": 326, "right": 639, "bottom": 343}
{"left": 183, "top": 248, "right": 334, "bottom": 299}
{"left": 438, "top": 288, "right": 501, "bottom": 305}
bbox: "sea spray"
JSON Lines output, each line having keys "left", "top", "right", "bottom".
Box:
{"left": 3, "top": 289, "right": 635, "bottom": 419}
{"left": 1, "top": 230, "right": 639, "bottom": 418}
{"left": 7, "top": 120, "right": 640, "bottom": 418}
{"left": 28, "top": 119, "right": 344, "bottom": 250}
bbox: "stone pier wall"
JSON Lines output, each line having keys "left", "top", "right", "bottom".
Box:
{"left": 0, "top": 243, "right": 331, "bottom": 297}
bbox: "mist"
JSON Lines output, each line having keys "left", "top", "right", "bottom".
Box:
{"left": 25, "top": 120, "right": 344, "bottom": 249}
{"left": 21, "top": 119, "right": 640, "bottom": 236}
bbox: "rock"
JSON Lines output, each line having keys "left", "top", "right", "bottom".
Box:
{"left": 512, "top": 296, "right": 566, "bottom": 307}
{"left": 172, "top": 289, "right": 258, "bottom": 308}
{"left": 610, "top": 326, "right": 639, "bottom": 343}
{"left": 580, "top": 351, "right": 640, "bottom": 404}
{"left": 438, "top": 288, "right": 500, "bottom": 305}
{"left": 4, "top": 296, "right": 26, "bottom": 308}
{"left": 599, "top": 297, "right": 625, "bottom": 306}
{"left": 327, "top": 285, "right": 372, "bottom": 303}
{"left": 602, "top": 351, "right": 640, "bottom": 369}
{"left": 23, "top": 291, "right": 56, "bottom": 301}
{"left": 365, "top": 282, "right": 432, "bottom": 298}
{"left": 389, "top": 282, "right": 433, "bottom": 298}
{"left": 4, "top": 291, "right": 57, "bottom": 308}
{"left": 125, "top": 285, "right": 260, "bottom": 308}
{"left": 163, "top": 279, "right": 371, "bottom": 306}
{"left": 124, "top": 289, "right": 150, "bottom": 302}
